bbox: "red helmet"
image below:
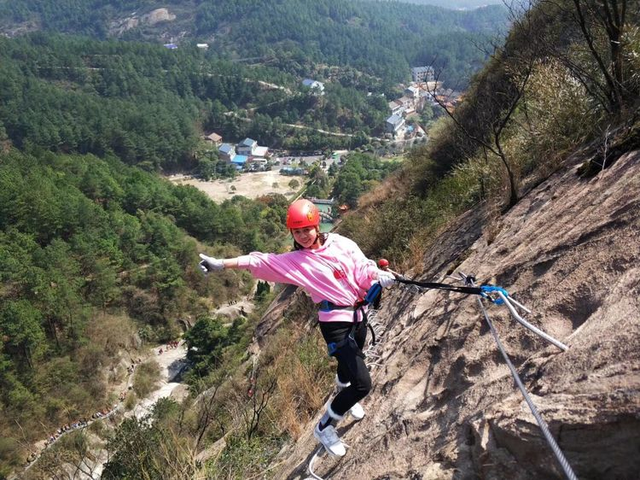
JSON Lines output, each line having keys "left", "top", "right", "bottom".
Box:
{"left": 378, "top": 258, "right": 389, "bottom": 269}
{"left": 286, "top": 199, "right": 320, "bottom": 229}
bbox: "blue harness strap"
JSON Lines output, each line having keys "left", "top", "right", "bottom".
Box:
{"left": 322, "top": 282, "right": 383, "bottom": 356}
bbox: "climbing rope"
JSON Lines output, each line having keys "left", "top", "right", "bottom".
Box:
{"left": 363, "top": 309, "right": 386, "bottom": 369}
{"left": 461, "top": 273, "right": 578, "bottom": 480}
{"left": 306, "top": 447, "right": 326, "bottom": 480}
{"left": 395, "top": 276, "right": 484, "bottom": 296}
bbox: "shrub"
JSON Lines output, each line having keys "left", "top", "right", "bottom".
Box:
{"left": 132, "top": 360, "right": 161, "bottom": 399}
{"left": 517, "top": 59, "right": 595, "bottom": 174}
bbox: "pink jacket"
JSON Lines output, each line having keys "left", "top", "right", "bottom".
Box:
{"left": 237, "top": 233, "right": 380, "bottom": 323}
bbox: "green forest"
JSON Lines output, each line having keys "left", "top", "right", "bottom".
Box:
{"left": 0, "top": 33, "right": 381, "bottom": 168}
{"left": 0, "top": 0, "right": 507, "bottom": 86}
{"left": 0, "top": 148, "right": 296, "bottom": 475}
{"left": 369, "top": 0, "right": 504, "bottom": 10}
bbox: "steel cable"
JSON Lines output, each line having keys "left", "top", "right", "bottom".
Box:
{"left": 473, "top": 291, "right": 578, "bottom": 480}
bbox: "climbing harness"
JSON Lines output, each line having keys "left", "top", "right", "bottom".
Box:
{"left": 320, "top": 281, "right": 383, "bottom": 357}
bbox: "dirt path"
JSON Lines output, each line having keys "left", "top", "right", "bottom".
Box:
{"left": 18, "top": 292, "right": 257, "bottom": 479}
{"left": 128, "top": 343, "right": 189, "bottom": 420}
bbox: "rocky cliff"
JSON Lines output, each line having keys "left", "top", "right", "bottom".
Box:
{"left": 271, "top": 150, "right": 640, "bottom": 479}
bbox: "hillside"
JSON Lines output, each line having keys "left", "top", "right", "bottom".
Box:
{"left": 0, "top": 33, "right": 390, "bottom": 167}
{"left": 361, "top": 0, "right": 505, "bottom": 11}
{"left": 266, "top": 148, "right": 640, "bottom": 479}
{"left": 0, "top": 0, "right": 508, "bottom": 86}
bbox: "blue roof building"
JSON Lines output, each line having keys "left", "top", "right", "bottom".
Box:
{"left": 219, "top": 143, "right": 234, "bottom": 154}
{"left": 218, "top": 143, "right": 236, "bottom": 161}
{"left": 231, "top": 155, "right": 248, "bottom": 165}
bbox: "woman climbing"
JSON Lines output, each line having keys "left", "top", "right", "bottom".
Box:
{"left": 198, "top": 199, "right": 395, "bottom": 457}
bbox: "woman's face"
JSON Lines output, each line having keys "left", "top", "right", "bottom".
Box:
{"left": 292, "top": 226, "right": 319, "bottom": 249}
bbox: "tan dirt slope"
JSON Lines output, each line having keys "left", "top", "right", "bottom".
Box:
{"left": 271, "top": 150, "right": 640, "bottom": 479}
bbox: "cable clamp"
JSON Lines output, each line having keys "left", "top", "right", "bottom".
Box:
{"left": 480, "top": 285, "right": 509, "bottom": 305}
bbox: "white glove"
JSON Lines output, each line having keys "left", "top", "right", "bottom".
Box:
{"left": 199, "top": 254, "right": 225, "bottom": 274}
{"left": 377, "top": 270, "right": 396, "bottom": 288}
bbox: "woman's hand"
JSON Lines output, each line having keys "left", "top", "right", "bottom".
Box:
{"left": 199, "top": 254, "right": 225, "bottom": 274}
{"left": 377, "top": 270, "right": 396, "bottom": 288}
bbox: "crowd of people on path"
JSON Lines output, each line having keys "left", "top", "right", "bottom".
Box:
{"left": 158, "top": 339, "right": 182, "bottom": 355}
{"left": 24, "top": 345, "right": 170, "bottom": 470}
{"left": 31, "top": 406, "right": 118, "bottom": 462}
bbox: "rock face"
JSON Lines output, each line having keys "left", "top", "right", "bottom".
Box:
{"left": 109, "top": 8, "right": 176, "bottom": 35}
{"left": 273, "top": 151, "right": 640, "bottom": 479}
{"left": 141, "top": 8, "right": 176, "bottom": 26}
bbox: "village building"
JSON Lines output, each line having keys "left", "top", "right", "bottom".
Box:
{"left": 204, "top": 132, "right": 222, "bottom": 145}
{"left": 404, "top": 86, "right": 420, "bottom": 98}
{"left": 388, "top": 100, "right": 405, "bottom": 117}
{"left": 424, "top": 81, "right": 439, "bottom": 93}
{"left": 231, "top": 155, "right": 248, "bottom": 170}
{"left": 385, "top": 114, "right": 405, "bottom": 136}
{"left": 411, "top": 66, "right": 435, "bottom": 82}
{"left": 218, "top": 143, "right": 236, "bottom": 161}
{"left": 397, "top": 95, "right": 416, "bottom": 115}
{"left": 196, "top": 43, "right": 209, "bottom": 50}
{"left": 252, "top": 146, "right": 269, "bottom": 159}
{"left": 236, "top": 138, "right": 258, "bottom": 156}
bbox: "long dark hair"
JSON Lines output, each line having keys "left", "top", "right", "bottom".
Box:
{"left": 293, "top": 231, "right": 328, "bottom": 250}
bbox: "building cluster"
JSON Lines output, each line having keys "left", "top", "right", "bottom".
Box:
{"left": 163, "top": 42, "right": 209, "bottom": 50}
{"left": 384, "top": 66, "right": 460, "bottom": 137}
{"left": 204, "top": 133, "right": 271, "bottom": 171}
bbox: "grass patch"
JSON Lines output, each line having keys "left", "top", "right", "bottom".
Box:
{"left": 132, "top": 360, "right": 161, "bottom": 399}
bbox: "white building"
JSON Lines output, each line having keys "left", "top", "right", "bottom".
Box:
{"left": 253, "top": 146, "right": 269, "bottom": 158}
{"left": 302, "top": 79, "right": 325, "bottom": 95}
{"left": 411, "top": 66, "right": 435, "bottom": 83}
{"left": 404, "top": 86, "right": 420, "bottom": 98}
{"left": 386, "top": 114, "right": 405, "bottom": 136}
{"left": 388, "top": 100, "right": 405, "bottom": 117}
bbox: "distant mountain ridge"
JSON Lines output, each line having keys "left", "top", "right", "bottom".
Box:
{"left": 0, "top": 0, "right": 508, "bottom": 85}
{"left": 359, "top": 0, "right": 504, "bottom": 11}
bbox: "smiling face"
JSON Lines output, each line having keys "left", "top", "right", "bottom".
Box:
{"left": 291, "top": 226, "right": 320, "bottom": 249}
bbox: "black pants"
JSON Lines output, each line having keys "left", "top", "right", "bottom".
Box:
{"left": 319, "top": 321, "right": 372, "bottom": 417}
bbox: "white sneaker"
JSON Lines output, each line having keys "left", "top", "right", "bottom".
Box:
{"left": 349, "top": 402, "right": 365, "bottom": 420}
{"left": 313, "top": 423, "right": 346, "bottom": 457}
